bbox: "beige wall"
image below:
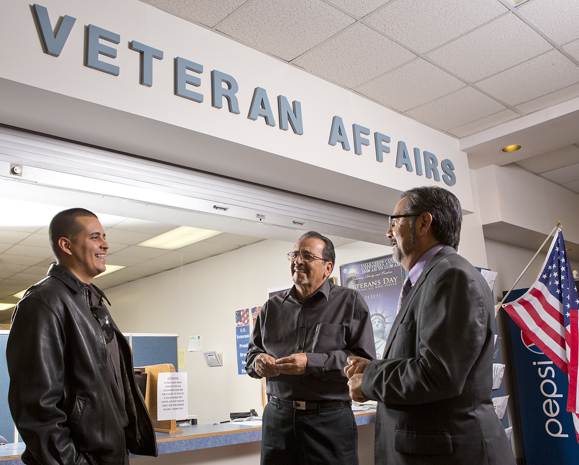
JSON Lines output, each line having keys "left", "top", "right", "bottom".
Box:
{"left": 107, "top": 238, "right": 388, "bottom": 424}
{"left": 486, "top": 239, "right": 544, "bottom": 299}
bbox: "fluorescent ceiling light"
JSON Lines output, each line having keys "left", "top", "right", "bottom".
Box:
{"left": 0, "top": 303, "right": 16, "bottom": 311}
{"left": 138, "top": 226, "right": 221, "bottom": 250}
{"left": 13, "top": 289, "right": 27, "bottom": 299}
{"left": 96, "top": 264, "right": 126, "bottom": 278}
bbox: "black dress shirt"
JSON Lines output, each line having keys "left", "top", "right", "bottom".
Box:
{"left": 246, "top": 279, "right": 376, "bottom": 401}
{"left": 85, "top": 283, "right": 128, "bottom": 429}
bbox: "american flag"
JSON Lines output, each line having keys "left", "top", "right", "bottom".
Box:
{"left": 504, "top": 228, "right": 579, "bottom": 441}
{"left": 235, "top": 308, "right": 250, "bottom": 327}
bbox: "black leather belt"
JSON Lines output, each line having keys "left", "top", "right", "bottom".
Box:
{"left": 268, "top": 395, "right": 351, "bottom": 411}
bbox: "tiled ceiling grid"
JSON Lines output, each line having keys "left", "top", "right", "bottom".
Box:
{"left": 0, "top": 216, "right": 261, "bottom": 306}
{"left": 139, "top": 0, "right": 579, "bottom": 139}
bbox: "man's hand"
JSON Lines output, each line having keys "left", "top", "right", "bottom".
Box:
{"left": 275, "top": 353, "right": 307, "bottom": 375}
{"left": 344, "top": 355, "right": 370, "bottom": 379}
{"left": 348, "top": 374, "right": 368, "bottom": 402}
{"left": 254, "top": 354, "right": 280, "bottom": 378}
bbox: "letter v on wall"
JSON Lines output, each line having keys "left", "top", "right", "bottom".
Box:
{"left": 31, "top": 4, "right": 76, "bottom": 57}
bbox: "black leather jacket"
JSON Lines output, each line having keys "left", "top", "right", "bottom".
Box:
{"left": 7, "top": 264, "right": 157, "bottom": 465}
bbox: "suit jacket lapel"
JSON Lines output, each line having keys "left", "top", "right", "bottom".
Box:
{"left": 382, "top": 246, "right": 455, "bottom": 358}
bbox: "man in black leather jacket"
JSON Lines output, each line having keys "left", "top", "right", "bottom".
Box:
{"left": 7, "top": 208, "right": 157, "bottom": 465}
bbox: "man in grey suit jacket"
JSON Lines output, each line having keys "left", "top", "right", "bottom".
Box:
{"left": 346, "top": 186, "right": 515, "bottom": 465}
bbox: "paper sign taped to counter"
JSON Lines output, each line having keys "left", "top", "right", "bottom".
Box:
{"left": 157, "top": 371, "right": 188, "bottom": 421}
{"left": 492, "top": 395, "right": 509, "bottom": 420}
{"left": 492, "top": 363, "right": 506, "bottom": 390}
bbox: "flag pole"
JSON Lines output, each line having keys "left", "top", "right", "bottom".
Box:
{"left": 496, "top": 222, "right": 561, "bottom": 313}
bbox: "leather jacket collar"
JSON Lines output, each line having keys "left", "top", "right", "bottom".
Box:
{"left": 48, "top": 263, "right": 111, "bottom": 306}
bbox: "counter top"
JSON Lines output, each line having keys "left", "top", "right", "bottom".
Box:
{"left": 0, "top": 411, "right": 375, "bottom": 464}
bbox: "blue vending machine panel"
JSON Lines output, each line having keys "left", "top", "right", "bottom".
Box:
{"left": 502, "top": 289, "right": 578, "bottom": 465}
{"left": 0, "top": 332, "right": 15, "bottom": 442}
{"left": 131, "top": 334, "right": 178, "bottom": 369}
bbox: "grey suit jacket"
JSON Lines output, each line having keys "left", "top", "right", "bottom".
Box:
{"left": 361, "top": 246, "right": 515, "bottom": 465}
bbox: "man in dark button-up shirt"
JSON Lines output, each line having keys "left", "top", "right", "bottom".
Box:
{"left": 246, "top": 231, "right": 375, "bottom": 465}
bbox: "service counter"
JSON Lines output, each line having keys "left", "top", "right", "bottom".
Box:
{"left": 0, "top": 411, "right": 376, "bottom": 465}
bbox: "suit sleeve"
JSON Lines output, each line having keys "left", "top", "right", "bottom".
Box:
{"left": 6, "top": 296, "right": 90, "bottom": 465}
{"left": 307, "top": 291, "right": 376, "bottom": 375}
{"left": 361, "top": 266, "right": 487, "bottom": 405}
{"left": 245, "top": 302, "right": 268, "bottom": 379}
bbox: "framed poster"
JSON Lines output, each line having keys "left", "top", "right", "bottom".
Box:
{"left": 340, "top": 255, "right": 404, "bottom": 358}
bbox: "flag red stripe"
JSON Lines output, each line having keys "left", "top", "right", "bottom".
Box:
{"left": 529, "top": 287, "right": 564, "bottom": 323}
{"left": 504, "top": 303, "right": 568, "bottom": 373}
{"left": 519, "top": 297, "right": 566, "bottom": 349}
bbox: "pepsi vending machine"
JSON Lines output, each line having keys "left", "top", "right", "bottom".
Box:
{"left": 501, "top": 288, "right": 579, "bottom": 465}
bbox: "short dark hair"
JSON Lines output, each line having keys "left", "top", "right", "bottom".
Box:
{"left": 298, "top": 231, "right": 336, "bottom": 263}
{"left": 49, "top": 208, "right": 98, "bottom": 257}
{"left": 402, "top": 186, "right": 462, "bottom": 250}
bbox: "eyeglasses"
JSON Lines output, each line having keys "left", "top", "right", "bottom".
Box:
{"left": 287, "top": 250, "right": 326, "bottom": 262}
{"left": 90, "top": 304, "right": 115, "bottom": 344}
{"left": 386, "top": 213, "right": 422, "bottom": 228}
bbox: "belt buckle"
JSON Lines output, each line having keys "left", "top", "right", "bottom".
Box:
{"left": 293, "top": 400, "right": 307, "bottom": 410}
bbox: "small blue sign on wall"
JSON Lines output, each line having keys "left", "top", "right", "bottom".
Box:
{"left": 236, "top": 325, "right": 250, "bottom": 375}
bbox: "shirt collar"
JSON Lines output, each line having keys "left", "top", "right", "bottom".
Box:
{"left": 284, "top": 278, "right": 331, "bottom": 303}
{"left": 407, "top": 244, "right": 444, "bottom": 286}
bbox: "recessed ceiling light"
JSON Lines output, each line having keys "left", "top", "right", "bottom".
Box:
{"left": 96, "top": 264, "right": 126, "bottom": 278}
{"left": 138, "top": 226, "right": 221, "bottom": 250}
{"left": 501, "top": 144, "right": 522, "bottom": 153}
{"left": 0, "top": 303, "right": 16, "bottom": 311}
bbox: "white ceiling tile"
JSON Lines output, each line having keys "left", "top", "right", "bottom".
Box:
{"left": 541, "top": 162, "right": 579, "bottom": 184}
{"left": 1, "top": 245, "right": 52, "bottom": 259}
{"left": 448, "top": 109, "right": 519, "bottom": 138}
{"left": 0, "top": 243, "right": 13, "bottom": 255}
{"left": 406, "top": 87, "right": 505, "bottom": 131}
{"left": 477, "top": 50, "right": 579, "bottom": 105}
{"left": 10, "top": 270, "right": 45, "bottom": 282}
{"left": 563, "top": 178, "right": 579, "bottom": 193}
{"left": 175, "top": 234, "right": 261, "bottom": 261}
{"left": 105, "top": 243, "right": 131, "bottom": 255}
{"left": 293, "top": 23, "right": 415, "bottom": 88}
{"left": 17, "top": 233, "right": 50, "bottom": 248}
{"left": 105, "top": 229, "right": 155, "bottom": 246}
{"left": 0, "top": 264, "right": 26, "bottom": 279}
{"left": 356, "top": 59, "right": 464, "bottom": 111}
{"left": 516, "top": 81, "right": 579, "bottom": 114}
{"left": 0, "top": 280, "right": 28, "bottom": 297}
{"left": 216, "top": 0, "right": 355, "bottom": 61}
{"left": 427, "top": 13, "right": 551, "bottom": 82}
{"left": 518, "top": 0, "right": 579, "bottom": 45}
{"left": 563, "top": 38, "right": 579, "bottom": 62}
{"left": 0, "top": 254, "right": 46, "bottom": 267}
{"left": 0, "top": 230, "right": 30, "bottom": 243}
{"left": 111, "top": 219, "right": 176, "bottom": 236}
{"left": 323, "top": 0, "right": 392, "bottom": 18}
{"left": 139, "top": 0, "right": 247, "bottom": 28}
{"left": 21, "top": 265, "right": 51, "bottom": 276}
{"left": 363, "top": 0, "right": 507, "bottom": 53}
{"left": 35, "top": 258, "right": 57, "bottom": 267}
{"left": 106, "top": 246, "right": 169, "bottom": 266}
{"left": 517, "top": 145, "right": 579, "bottom": 173}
